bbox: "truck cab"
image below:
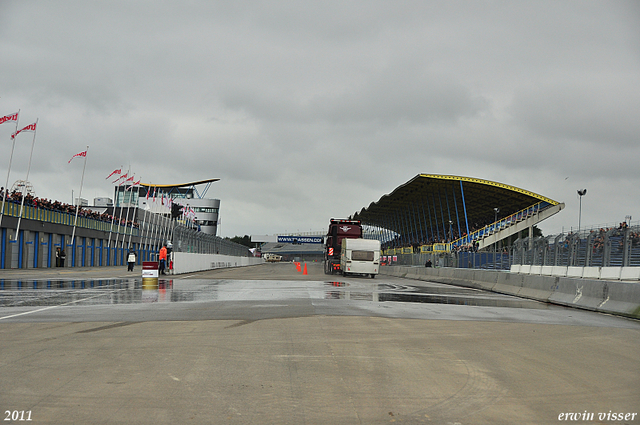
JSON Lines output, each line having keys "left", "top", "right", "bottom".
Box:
{"left": 324, "top": 218, "right": 362, "bottom": 274}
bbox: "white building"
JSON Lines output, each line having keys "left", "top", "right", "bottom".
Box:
{"left": 114, "top": 178, "right": 221, "bottom": 236}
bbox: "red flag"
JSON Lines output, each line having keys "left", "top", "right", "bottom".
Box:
{"left": 132, "top": 179, "right": 141, "bottom": 186}
{"left": 11, "top": 122, "right": 37, "bottom": 139}
{"left": 152, "top": 187, "right": 156, "bottom": 202}
{"left": 0, "top": 112, "right": 19, "bottom": 125}
{"left": 105, "top": 168, "right": 121, "bottom": 179}
{"left": 68, "top": 150, "right": 87, "bottom": 163}
{"left": 113, "top": 172, "right": 128, "bottom": 184}
{"left": 146, "top": 187, "right": 150, "bottom": 200}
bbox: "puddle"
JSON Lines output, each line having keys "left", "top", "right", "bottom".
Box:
{"left": 377, "top": 292, "right": 548, "bottom": 309}
{"left": 0, "top": 278, "right": 547, "bottom": 309}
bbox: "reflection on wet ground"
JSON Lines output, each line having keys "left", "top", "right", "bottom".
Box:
{"left": 0, "top": 278, "right": 548, "bottom": 310}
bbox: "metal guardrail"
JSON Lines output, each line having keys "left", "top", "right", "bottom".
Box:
{"left": 1, "top": 201, "right": 138, "bottom": 236}
{"left": 385, "top": 225, "right": 640, "bottom": 270}
{"left": 172, "top": 225, "right": 249, "bottom": 257}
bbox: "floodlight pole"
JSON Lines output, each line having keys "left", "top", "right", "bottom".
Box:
{"left": 577, "top": 189, "right": 587, "bottom": 233}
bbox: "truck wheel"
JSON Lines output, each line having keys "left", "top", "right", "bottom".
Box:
{"left": 370, "top": 274, "right": 376, "bottom": 279}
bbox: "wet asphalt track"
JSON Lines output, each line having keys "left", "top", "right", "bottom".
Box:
{"left": 0, "top": 263, "right": 638, "bottom": 424}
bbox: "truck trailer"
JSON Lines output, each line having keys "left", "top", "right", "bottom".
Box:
{"left": 324, "top": 218, "right": 362, "bottom": 274}
{"left": 340, "top": 238, "right": 381, "bottom": 278}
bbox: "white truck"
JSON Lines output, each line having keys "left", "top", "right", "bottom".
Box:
{"left": 340, "top": 238, "right": 381, "bottom": 278}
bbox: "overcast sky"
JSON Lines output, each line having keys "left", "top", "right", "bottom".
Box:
{"left": 1, "top": 1, "right": 638, "bottom": 238}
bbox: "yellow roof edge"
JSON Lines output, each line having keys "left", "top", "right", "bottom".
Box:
{"left": 140, "top": 178, "right": 220, "bottom": 188}
{"left": 418, "top": 174, "right": 559, "bottom": 205}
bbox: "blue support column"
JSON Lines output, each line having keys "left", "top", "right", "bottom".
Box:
{"left": 438, "top": 190, "right": 447, "bottom": 241}
{"left": 34, "top": 231, "right": 39, "bottom": 269}
{"left": 1, "top": 228, "right": 5, "bottom": 269}
{"left": 452, "top": 182, "right": 462, "bottom": 240}
{"left": 412, "top": 201, "right": 425, "bottom": 245}
{"left": 444, "top": 190, "right": 453, "bottom": 241}
{"left": 420, "top": 199, "right": 431, "bottom": 244}
{"left": 47, "top": 233, "right": 52, "bottom": 268}
{"left": 431, "top": 193, "right": 440, "bottom": 242}
{"left": 18, "top": 231, "right": 24, "bottom": 269}
{"left": 460, "top": 180, "right": 470, "bottom": 237}
{"left": 406, "top": 206, "right": 416, "bottom": 245}
{"left": 392, "top": 211, "right": 402, "bottom": 247}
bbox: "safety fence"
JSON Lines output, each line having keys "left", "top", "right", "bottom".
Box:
{"left": 386, "top": 224, "right": 640, "bottom": 271}
{"left": 1, "top": 200, "right": 138, "bottom": 236}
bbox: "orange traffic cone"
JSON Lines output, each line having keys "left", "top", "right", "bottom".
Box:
{"left": 296, "top": 262, "right": 301, "bottom": 272}
{"left": 303, "top": 263, "right": 308, "bottom": 275}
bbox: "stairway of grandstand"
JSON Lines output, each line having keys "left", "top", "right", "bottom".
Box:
{"left": 430, "top": 200, "right": 563, "bottom": 253}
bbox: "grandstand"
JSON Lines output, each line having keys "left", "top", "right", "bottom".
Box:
{"left": 352, "top": 174, "right": 564, "bottom": 253}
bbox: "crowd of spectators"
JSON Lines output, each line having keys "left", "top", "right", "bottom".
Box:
{"left": 0, "top": 187, "right": 138, "bottom": 228}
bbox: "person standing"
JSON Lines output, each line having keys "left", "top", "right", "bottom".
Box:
{"left": 55, "top": 247, "right": 61, "bottom": 267}
{"left": 59, "top": 248, "right": 66, "bottom": 267}
{"left": 159, "top": 245, "right": 167, "bottom": 275}
{"left": 127, "top": 249, "right": 137, "bottom": 272}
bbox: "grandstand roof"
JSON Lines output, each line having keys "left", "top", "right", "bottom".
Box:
{"left": 139, "top": 178, "right": 220, "bottom": 188}
{"left": 352, "top": 174, "right": 559, "bottom": 236}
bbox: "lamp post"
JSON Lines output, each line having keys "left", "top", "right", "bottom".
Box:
{"left": 577, "top": 189, "right": 587, "bottom": 232}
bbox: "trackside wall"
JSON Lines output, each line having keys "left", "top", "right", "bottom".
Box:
{"left": 172, "top": 252, "right": 263, "bottom": 274}
{"left": 380, "top": 266, "right": 640, "bottom": 319}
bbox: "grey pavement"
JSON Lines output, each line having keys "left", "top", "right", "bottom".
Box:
{"left": 1, "top": 263, "right": 639, "bottom": 425}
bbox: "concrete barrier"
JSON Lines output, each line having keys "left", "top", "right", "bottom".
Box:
{"left": 551, "top": 266, "right": 567, "bottom": 277}
{"left": 529, "top": 265, "right": 542, "bottom": 275}
{"left": 173, "top": 252, "right": 263, "bottom": 274}
{"left": 566, "top": 267, "right": 583, "bottom": 278}
{"left": 510, "top": 264, "right": 521, "bottom": 273}
{"left": 597, "top": 280, "right": 640, "bottom": 317}
{"left": 494, "top": 271, "right": 523, "bottom": 296}
{"left": 582, "top": 267, "right": 601, "bottom": 279}
{"left": 600, "top": 267, "right": 621, "bottom": 280}
{"left": 621, "top": 267, "right": 640, "bottom": 281}
{"left": 517, "top": 274, "right": 558, "bottom": 301}
{"left": 548, "top": 278, "right": 605, "bottom": 311}
{"left": 540, "top": 266, "right": 553, "bottom": 276}
{"left": 379, "top": 265, "right": 640, "bottom": 319}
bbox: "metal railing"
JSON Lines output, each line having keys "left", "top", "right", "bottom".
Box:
{"left": 381, "top": 201, "right": 554, "bottom": 254}
{"left": 172, "top": 225, "right": 250, "bottom": 257}
{"left": 385, "top": 224, "right": 640, "bottom": 270}
{"left": 1, "top": 200, "right": 138, "bottom": 236}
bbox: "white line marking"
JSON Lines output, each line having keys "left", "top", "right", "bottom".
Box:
{"left": 0, "top": 289, "right": 127, "bottom": 320}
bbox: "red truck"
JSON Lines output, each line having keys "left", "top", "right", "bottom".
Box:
{"left": 324, "top": 218, "right": 362, "bottom": 274}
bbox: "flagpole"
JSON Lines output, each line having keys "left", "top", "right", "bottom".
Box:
{"left": 0, "top": 110, "right": 20, "bottom": 230}
{"left": 15, "top": 119, "right": 38, "bottom": 240}
{"left": 127, "top": 182, "right": 140, "bottom": 250}
{"left": 113, "top": 167, "right": 130, "bottom": 258}
{"left": 138, "top": 200, "right": 150, "bottom": 260}
{"left": 70, "top": 145, "right": 89, "bottom": 246}
{"left": 123, "top": 177, "right": 135, "bottom": 250}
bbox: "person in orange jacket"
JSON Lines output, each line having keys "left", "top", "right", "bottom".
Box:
{"left": 159, "top": 245, "right": 167, "bottom": 275}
